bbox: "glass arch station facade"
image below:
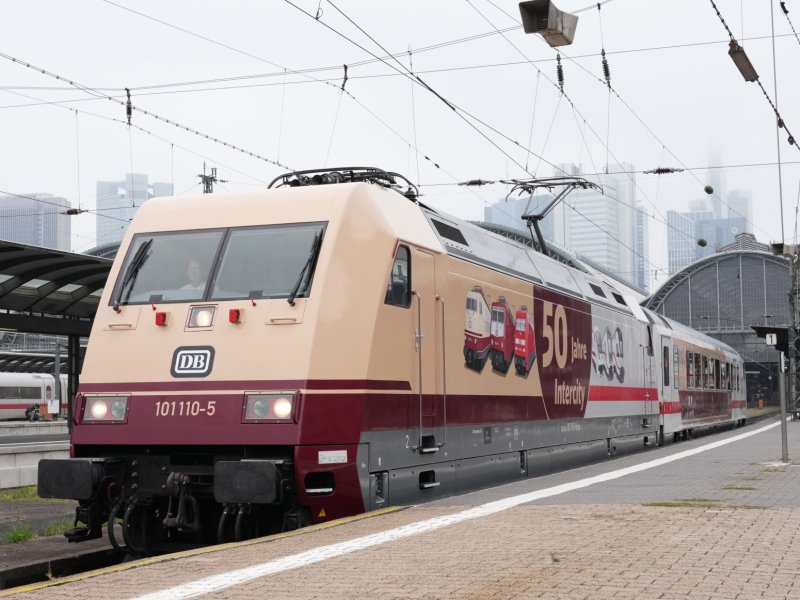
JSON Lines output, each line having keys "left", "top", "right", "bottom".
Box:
{"left": 645, "top": 250, "right": 789, "bottom": 407}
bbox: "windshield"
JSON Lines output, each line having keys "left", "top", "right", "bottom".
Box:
{"left": 212, "top": 223, "right": 324, "bottom": 300}
{"left": 110, "top": 223, "right": 326, "bottom": 306}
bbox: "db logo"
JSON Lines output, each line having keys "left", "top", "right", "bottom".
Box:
{"left": 171, "top": 346, "right": 215, "bottom": 378}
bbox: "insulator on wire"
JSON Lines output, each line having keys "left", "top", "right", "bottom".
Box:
{"left": 125, "top": 88, "right": 132, "bottom": 126}
{"left": 601, "top": 49, "right": 611, "bottom": 87}
{"left": 556, "top": 54, "right": 564, "bottom": 94}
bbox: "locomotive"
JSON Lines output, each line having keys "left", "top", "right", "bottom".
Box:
{"left": 38, "top": 168, "right": 746, "bottom": 555}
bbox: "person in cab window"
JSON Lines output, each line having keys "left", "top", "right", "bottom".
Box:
{"left": 182, "top": 258, "right": 208, "bottom": 290}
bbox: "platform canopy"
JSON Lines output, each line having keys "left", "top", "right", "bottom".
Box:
{"left": 0, "top": 240, "right": 112, "bottom": 337}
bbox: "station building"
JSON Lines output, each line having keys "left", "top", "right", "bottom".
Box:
{"left": 645, "top": 233, "right": 788, "bottom": 407}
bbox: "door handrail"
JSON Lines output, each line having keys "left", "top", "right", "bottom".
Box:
{"left": 436, "top": 294, "right": 447, "bottom": 449}
{"left": 412, "top": 290, "right": 423, "bottom": 451}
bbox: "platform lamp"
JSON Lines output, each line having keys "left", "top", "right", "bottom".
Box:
{"left": 768, "top": 243, "right": 795, "bottom": 463}
{"left": 518, "top": 0, "right": 579, "bottom": 47}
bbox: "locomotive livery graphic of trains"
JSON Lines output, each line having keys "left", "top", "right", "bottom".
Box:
{"left": 38, "top": 168, "right": 746, "bottom": 555}
{"left": 463, "top": 289, "right": 536, "bottom": 377}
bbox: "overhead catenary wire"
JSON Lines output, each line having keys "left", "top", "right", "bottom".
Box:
{"left": 707, "top": 0, "right": 798, "bottom": 153}
{"left": 780, "top": 0, "right": 800, "bottom": 46}
{"left": 3, "top": 31, "right": 799, "bottom": 110}
{"left": 0, "top": 87, "right": 272, "bottom": 211}
{"left": 97, "top": 0, "right": 456, "bottom": 183}
{"left": 469, "top": 0, "right": 775, "bottom": 243}
{"left": 287, "top": 0, "right": 548, "bottom": 178}
{"left": 0, "top": 50, "right": 293, "bottom": 171}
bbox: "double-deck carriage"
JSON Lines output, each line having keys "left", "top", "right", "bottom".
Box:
{"left": 37, "top": 168, "right": 747, "bottom": 555}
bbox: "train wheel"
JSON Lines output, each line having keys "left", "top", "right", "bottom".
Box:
{"left": 122, "top": 501, "right": 160, "bottom": 557}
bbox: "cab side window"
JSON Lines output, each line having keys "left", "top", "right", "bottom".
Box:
{"left": 384, "top": 245, "right": 411, "bottom": 308}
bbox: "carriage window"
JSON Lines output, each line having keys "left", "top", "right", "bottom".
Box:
{"left": 694, "top": 353, "right": 702, "bottom": 389}
{"left": 662, "top": 346, "right": 670, "bottom": 388}
{"left": 687, "top": 351, "right": 694, "bottom": 388}
{"left": 700, "top": 355, "right": 707, "bottom": 388}
{"left": 0, "top": 386, "right": 41, "bottom": 400}
{"left": 673, "top": 346, "right": 680, "bottom": 389}
{"left": 384, "top": 245, "right": 411, "bottom": 308}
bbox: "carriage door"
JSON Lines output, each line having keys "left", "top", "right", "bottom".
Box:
{"left": 660, "top": 338, "right": 673, "bottom": 419}
{"left": 642, "top": 326, "right": 656, "bottom": 425}
{"left": 411, "top": 249, "right": 441, "bottom": 454}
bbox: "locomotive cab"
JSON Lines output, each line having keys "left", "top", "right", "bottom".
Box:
{"left": 38, "top": 170, "right": 441, "bottom": 554}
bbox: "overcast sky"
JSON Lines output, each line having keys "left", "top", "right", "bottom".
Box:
{"left": 2, "top": 0, "right": 799, "bottom": 288}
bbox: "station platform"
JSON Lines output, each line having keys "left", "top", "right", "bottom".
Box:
{"left": 6, "top": 415, "right": 800, "bottom": 599}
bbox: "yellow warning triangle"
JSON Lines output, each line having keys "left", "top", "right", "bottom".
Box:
{"left": 318, "top": 508, "right": 327, "bottom": 518}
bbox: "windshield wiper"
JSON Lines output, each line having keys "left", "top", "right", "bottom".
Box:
{"left": 287, "top": 231, "right": 323, "bottom": 306}
{"left": 112, "top": 238, "right": 153, "bottom": 311}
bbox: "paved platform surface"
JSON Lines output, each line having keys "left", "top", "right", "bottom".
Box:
{"left": 7, "top": 415, "right": 800, "bottom": 599}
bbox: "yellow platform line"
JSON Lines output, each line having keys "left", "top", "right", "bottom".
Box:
{"left": 2, "top": 506, "right": 405, "bottom": 597}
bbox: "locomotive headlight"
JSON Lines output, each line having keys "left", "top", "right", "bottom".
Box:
{"left": 90, "top": 400, "right": 107, "bottom": 420}
{"left": 110, "top": 399, "right": 127, "bottom": 420}
{"left": 252, "top": 398, "right": 270, "bottom": 418}
{"left": 243, "top": 392, "right": 296, "bottom": 422}
{"left": 83, "top": 396, "right": 130, "bottom": 423}
{"left": 187, "top": 306, "right": 216, "bottom": 328}
{"left": 272, "top": 397, "right": 292, "bottom": 419}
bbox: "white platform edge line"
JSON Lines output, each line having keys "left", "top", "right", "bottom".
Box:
{"left": 131, "top": 420, "right": 782, "bottom": 600}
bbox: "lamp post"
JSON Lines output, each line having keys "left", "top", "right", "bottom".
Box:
{"left": 770, "top": 243, "right": 797, "bottom": 464}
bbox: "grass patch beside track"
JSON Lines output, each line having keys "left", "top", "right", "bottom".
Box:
{"left": 723, "top": 484, "right": 757, "bottom": 490}
{"left": 0, "top": 519, "right": 75, "bottom": 544}
{"left": 2, "top": 524, "right": 37, "bottom": 544}
{"left": 0, "top": 486, "right": 40, "bottom": 502}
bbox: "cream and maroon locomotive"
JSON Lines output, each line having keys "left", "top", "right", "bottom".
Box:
{"left": 38, "top": 168, "right": 746, "bottom": 555}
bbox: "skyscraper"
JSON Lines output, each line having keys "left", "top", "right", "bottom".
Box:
{"left": 727, "top": 189, "right": 753, "bottom": 233}
{"left": 0, "top": 192, "right": 71, "bottom": 250}
{"left": 96, "top": 173, "right": 173, "bottom": 246}
{"left": 666, "top": 190, "right": 753, "bottom": 274}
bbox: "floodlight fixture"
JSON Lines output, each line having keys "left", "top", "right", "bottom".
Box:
{"left": 728, "top": 40, "right": 759, "bottom": 82}
{"left": 518, "top": 0, "right": 578, "bottom": 47}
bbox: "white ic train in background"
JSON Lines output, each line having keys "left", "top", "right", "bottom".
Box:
{"left": 0, "top": 373, "right": 67, "bottom": 420}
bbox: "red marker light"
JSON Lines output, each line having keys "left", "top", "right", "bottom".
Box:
{"left": 229, "top": 308, "right": 241, "bottom": 324}
{"left": 155, "top": 311, "right": 167, "bottom": 327}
